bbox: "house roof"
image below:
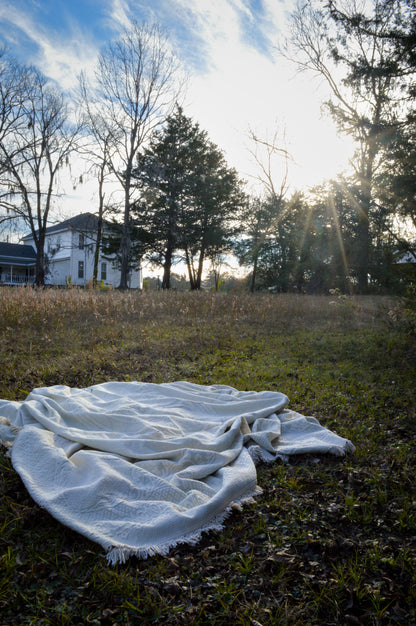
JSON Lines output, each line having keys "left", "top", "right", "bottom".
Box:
{"left": 0, "top": 242, "right": 36, "bottom": 266}
{"left": 22, "top": 212, "right": 102, "bottom": 240}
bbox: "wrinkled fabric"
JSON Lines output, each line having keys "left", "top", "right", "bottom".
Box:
{"left": 0, "top": 381, "right": 354, "bottom": 563}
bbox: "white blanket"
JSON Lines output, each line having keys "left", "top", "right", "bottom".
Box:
{"left": 0, "top": 381, "right": 354, "bottom": 563}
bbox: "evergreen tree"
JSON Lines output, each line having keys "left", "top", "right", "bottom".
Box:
{"left": 234, "top": 196, "right": 282, "bottom": 292}
{"left": 131, "top": 107, "right": 204, "bottom": 288}
{"left": 236, "top": 192, "right": 306, "bottom": 293}
{"left": 181, "top": 143, "right": 244, "bottom": 290}
{"left": 285, "top": 0, "right": 415, "bottom": 291}
{"left": 131, "top": 107, "right": 245, "bottom": 289}
{"left": 328, "top": 0, "right": 416, "bottom": 288}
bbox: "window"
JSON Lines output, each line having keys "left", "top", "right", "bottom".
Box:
{"left": 78, "top": 261, "right": 84, "bottom": 279}
{"left": 78, "top": 233, "right": 84, "bottom": 250}
{"left": 47, "top": 237, "right": 60, "bottom": 256}
{"left": 101, "top": 262, "right": 107, "bottom": 281}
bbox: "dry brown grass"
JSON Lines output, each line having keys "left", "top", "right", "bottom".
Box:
{"left": 0, "top": 285, "right": 391, "bottom": 330}
{"left": 0, "top": 287, "right": 392, "bottom": 401}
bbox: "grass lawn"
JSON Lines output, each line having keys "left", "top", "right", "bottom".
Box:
{"left": 0, "top": 288, "right": 415, "bottom": 625}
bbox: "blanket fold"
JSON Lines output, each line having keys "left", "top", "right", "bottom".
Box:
{"left": 0, "top": 381, "right": 354, "bottom": 563}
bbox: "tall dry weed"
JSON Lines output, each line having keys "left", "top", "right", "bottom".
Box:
{"left": 0, "top": 287, "right": 389, "bottom": 334}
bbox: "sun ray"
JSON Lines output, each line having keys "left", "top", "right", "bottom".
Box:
{"left": 326, "top": 184, "right": 353, "bottom": 294}
{"left": 285, "top": 192, "right": 314, "bottom": 291}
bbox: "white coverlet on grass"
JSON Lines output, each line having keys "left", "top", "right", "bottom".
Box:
{"left": 0, "top": 381, "right": 354, "bottom": 563}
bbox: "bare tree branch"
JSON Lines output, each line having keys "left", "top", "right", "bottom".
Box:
{"left": 79, "top": 21, "right": 185, "bottom": 289}
{"left": 0, "top": 57, "right": 81, "bottom": 284}
{"left": 247, "top": 126, "right": 291, "bottom": 203}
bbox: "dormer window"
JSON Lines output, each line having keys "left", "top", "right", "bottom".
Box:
{"left": 79, "top": 233, "right": 84, "bottom": 250}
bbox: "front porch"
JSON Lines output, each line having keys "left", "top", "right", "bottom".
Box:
{"left": 0, "top": 242, "right": 37, "bottom": 286}
{"left": 0, "top": 266, "right": 35, "bottom": 285}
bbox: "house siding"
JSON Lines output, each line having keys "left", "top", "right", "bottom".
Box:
{"left": 21, "top": 213, "right": 142, "bottom": 289}
{"left": 48, "top": 259, "right": 71, "bottom": 285}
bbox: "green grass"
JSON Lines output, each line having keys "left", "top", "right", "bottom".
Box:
{"left": 0, "top": 288, "right": 415, "bottom": 624}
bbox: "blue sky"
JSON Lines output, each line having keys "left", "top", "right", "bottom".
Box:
{"left": 0, "top": 0, "right": 354, "bottom": 203}
{"left": 0, "top": 0, "right": 277, "bottom": 81}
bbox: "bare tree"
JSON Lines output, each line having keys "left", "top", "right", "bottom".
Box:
{"left": 240, "top": 128, "right": 291, "bottom": 292}
{"left": 82, "top": 21, "right": 184, "bottom": 289}
{"left": 0, "top": 60, "right": 80, "bottom": 285}
{"left": 76, "top": 78, "right": 120, "bottom": 285}
{"left": 89, "top": 132, "right": 114, "bottom": 287}
{"left": 247, "top": 127, "right": 290, "bottom": 202}
{"left": 0, "top": 51, "right": 34, "bottom": 235}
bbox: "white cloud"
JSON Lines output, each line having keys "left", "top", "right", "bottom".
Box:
{"left": 171, "top": 0, "right": 354, "bottom": 192}
{"left": 171, "top": 1, "right": 290, "bottom": 185}
{"left": 0, "top": 0, "right": 355, "bottom": 197}
{"left": 230, "top": 0, "right": 254, "bottom": 21}
{"left": 0, "top": 2, "right": 98, "bottom": 90}
{"left": 107, "top": 0, "right": 132, "bottom": 31}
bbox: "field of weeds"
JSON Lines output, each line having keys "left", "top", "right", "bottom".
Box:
{"left": 0, "top": 287, "right": 415, "bottom": 624}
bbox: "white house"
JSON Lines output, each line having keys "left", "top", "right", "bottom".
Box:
{"left": 21, "top": 212, "right": 142, "bottom": 288}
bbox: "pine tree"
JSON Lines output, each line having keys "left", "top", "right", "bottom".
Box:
{"left": 131, "top": 106, "right": 245, "bottom": 289}
{"left": 285, "top": 0, "right": 416, "bottom": 291}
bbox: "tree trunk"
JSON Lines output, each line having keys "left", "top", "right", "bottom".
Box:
{"left": 356, "top": 202, "right": 370, "bottom": 293}
{"left": 213, "top": 269, "right": 220, "bottom": 291}
{"left": 194, "top": 247, "right": 205, "bottom": 290}
{"left": 250, "top": 253, "right": 258, "bottom": 293}
{"left": 119, "top": 179, "right": 131, "bottom": 290}
{"left": 184, "top": 245, "right": 196, "bottom": 290}
{"left": 162, "top": 207, "right": 176, "bottom": 289}
{"left": 357, "top": 128, "right": 378, "bottom": 293}
{"left": 162, "top": 246, "right": 173, "bottom": 289}
{"left": 35, "top": 234, "right": 46, "bottom": 287}
{"left": 93, "top": 165, "right": 106, "bottom": 287}
{"left": 93, "top": 214, "right": 103, "bottom": 287}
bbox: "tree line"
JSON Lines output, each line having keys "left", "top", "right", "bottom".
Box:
{"left": 0, "top": 1, "right": 415, "bottom": 292}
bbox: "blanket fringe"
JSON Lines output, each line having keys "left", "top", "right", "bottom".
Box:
{"left": 0, "top": 417, "right": 16, "bottom": 457}
{"left": 247, "top": 444, "right": 289, "bottom": 464}
{"left": 0, "top": 416, "right": 21, "bottom": 435}
{"left": 106, "top": 488, "right": 263, "bottom": 566}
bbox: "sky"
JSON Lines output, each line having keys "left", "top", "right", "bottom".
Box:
{"left": 0, "top": 0, "right": 355, "bottom": 216}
